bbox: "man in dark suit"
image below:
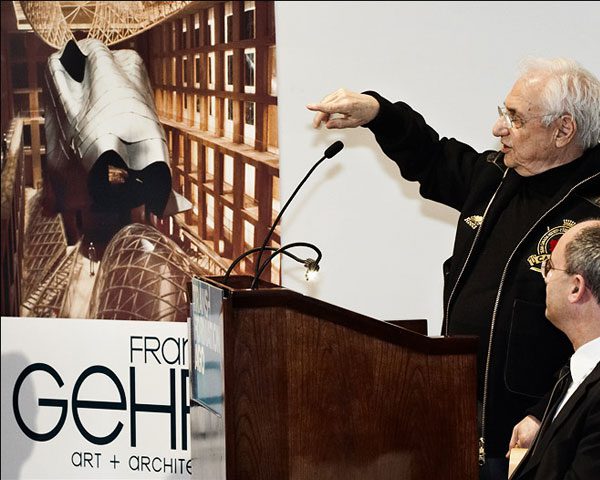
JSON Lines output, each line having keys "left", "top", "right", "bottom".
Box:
{"left": 509, "top": 219, "right": 600, "bottom": 479}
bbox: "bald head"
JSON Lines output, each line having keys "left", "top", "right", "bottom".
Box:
{"left": 544, "top": 219, "right": 600, "bottom": 349}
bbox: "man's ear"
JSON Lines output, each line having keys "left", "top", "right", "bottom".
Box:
{"left": 568, "top": 274, "right": 585, "bottom": 302}
{"left": 555, "top": 115, "right": 577, "bottom": 147}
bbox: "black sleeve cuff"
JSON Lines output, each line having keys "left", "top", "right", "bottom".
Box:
{"left": 361, "top": 91, "right": 394, "bottom": 130}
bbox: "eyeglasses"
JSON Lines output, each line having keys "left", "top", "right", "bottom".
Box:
{"left": 497, "top": 105, "right": 551, "bottom": 130}
{"left": 540, "top": 257, "right": 568, "bottom": 279}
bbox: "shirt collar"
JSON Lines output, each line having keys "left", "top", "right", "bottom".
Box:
{"left": 570, "top": 336, "right": 600, "bottom": 384}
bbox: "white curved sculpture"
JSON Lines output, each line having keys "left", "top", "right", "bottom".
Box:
{"left": 43, "top": 38, "right": 190, "bottom": 241}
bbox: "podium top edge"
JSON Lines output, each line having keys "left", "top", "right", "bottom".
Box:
{"left": 190, "top": 276, "right": 477, "bottom": 356}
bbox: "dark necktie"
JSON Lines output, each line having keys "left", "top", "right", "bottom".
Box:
{"left": 529, "top": 364, "right": 572, "bottom": 456}
{"left": 510, "top": 365, "right": 573, "bottom": 479}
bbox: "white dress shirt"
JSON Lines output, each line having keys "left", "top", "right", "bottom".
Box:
{"left": 553, "top": 336, "right": 600, "bottom": 420}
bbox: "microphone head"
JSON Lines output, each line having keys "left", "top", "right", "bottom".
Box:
{"left": 323, "top": 140, "right": 344, "bottom": 159}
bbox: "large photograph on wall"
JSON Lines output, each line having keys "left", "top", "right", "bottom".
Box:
{"left": 2, "top": 0, "right": 279, "bottom": 321}
{"left": 1, "top": 2, "right": 278, "bottom": 478}
{"left": 2, "top": 1, "right": 280, "bottom": 321}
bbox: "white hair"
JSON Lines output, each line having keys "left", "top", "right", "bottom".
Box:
{"left": 519, "top": 57, "right": 600, "bottom": 149}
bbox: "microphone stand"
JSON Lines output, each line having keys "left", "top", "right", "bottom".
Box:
{"left": 250, "top": 141, "right": 343, "bottom": 289}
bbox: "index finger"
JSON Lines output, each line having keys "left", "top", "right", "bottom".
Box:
{"left": 306, "top": 101, "right": 343, "bottom": 114}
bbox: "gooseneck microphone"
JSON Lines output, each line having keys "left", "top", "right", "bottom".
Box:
{"left": 250, "top": 140, "right": 344, "bottom": 289}
{"left": 322, "top": 140, "right": 344, "bottom": 159}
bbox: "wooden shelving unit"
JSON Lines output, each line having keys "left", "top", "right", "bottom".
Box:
{"left": 143, "top": 1, "right": 280, "bottom": 282}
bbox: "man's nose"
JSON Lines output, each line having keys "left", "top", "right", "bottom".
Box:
{"left": 492, "top": 116, "right": 510, "bottom": 137}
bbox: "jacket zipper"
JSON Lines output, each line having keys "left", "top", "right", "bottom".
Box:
{"left": 443, "top": 168, "right": 598, "bottom": 466}
{"left": 443, "top": 170, "right": 507, "bottom": 467}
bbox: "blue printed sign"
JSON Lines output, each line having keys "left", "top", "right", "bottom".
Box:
{"left": 190, "top": 278, "right": 224, "bottom": 416}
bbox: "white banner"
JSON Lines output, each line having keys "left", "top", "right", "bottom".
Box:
{"left": 1, "top": 317, "right": 192, "bottom": 479}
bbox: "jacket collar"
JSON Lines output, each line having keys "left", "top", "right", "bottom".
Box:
{"left": 497, "top": 144, "right": 599, "bottom": 194}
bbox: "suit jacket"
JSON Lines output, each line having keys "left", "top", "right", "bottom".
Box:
{"left": 511, "top": 363, "right": 600, "bottom": 480}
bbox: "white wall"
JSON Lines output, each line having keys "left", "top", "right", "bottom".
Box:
{"left": 275, "top": 1, "right": 600, "bottom": 335}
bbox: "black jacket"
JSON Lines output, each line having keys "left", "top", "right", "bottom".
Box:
{"left": 363, "top": 91, "right": 600, "bottom": 458}
{"left": 510, "top": 364, "right": 600, "bottom": 480}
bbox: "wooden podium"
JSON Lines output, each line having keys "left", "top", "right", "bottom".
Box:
{"left": 190, "top": 276, "right": 478, "bottom": 480}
